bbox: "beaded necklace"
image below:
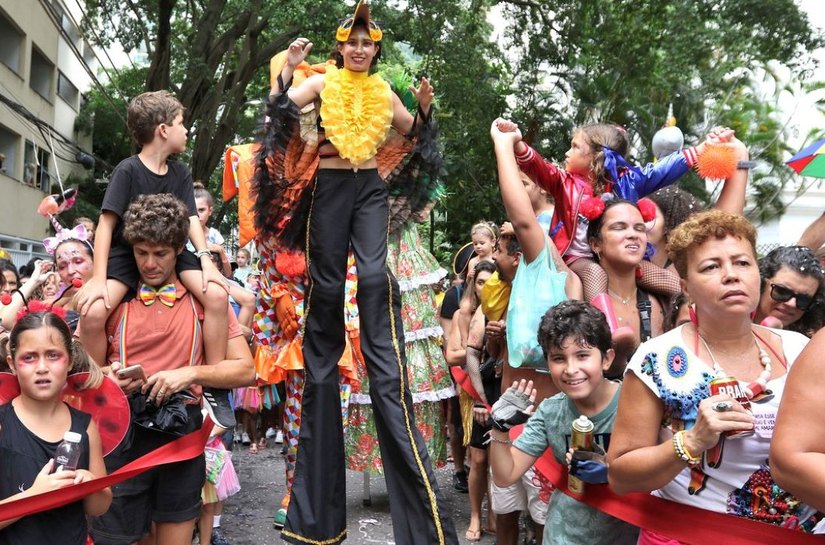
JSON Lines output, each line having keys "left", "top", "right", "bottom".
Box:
{"left": 696, "top": 332, "right": 772, "bottom": 399}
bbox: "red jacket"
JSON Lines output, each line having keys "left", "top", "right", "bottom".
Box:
{"left": 515, "top": 143, "right": 698, "bottom": 256}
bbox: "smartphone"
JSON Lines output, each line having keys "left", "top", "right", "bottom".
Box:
{"left": 116, "top": 364, "right": 146, "bottom": 381}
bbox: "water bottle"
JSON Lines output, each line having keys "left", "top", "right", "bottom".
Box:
{"left": 51, "top": 431, "right": 82, "bottom": 473}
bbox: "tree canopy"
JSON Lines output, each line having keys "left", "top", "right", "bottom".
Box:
{"left": 76, "top": 0, "right": 823, "bottom": 258}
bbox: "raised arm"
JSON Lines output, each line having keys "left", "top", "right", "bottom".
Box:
{"left": 491, "top": 119, "right": 546, "bottom": 264}
{"left": 275, "top": 38, "right": 324, "bottom": 108}
{"left": 391, "top": 78, "right": 434, "bottom": 135}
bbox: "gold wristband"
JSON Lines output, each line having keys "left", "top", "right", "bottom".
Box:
{"left": 673, "top": 430, "right": 701, "bottom": 467}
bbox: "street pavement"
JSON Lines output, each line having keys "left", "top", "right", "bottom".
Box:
{"left": 217, "top": 438, "right": 490, "bottom": 545}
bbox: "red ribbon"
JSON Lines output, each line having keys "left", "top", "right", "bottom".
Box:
{"left": 0, "top": 420, "right": 213, "bottom": 522}
{"left": 450, "top": 366, "right": 491, "bottom": 410}
{"left": 514, "top": 426, "right": 824, "bottom": 545}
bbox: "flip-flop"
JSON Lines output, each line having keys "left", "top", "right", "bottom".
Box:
{"left": 465, "top": 527, "right": 481, "bottom": 542}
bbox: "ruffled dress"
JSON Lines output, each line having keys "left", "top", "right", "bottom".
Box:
{"left": 345, "top": 223, "right": 454, "bottom": 472}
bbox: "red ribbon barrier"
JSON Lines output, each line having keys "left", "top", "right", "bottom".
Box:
{"left": 513, "top": 426, "right": 824, "bottom": 545}
{"left": 450, "top": 366, "right": 491, "bottom": 411}
{"left": 0, "top": 420, "right": 213, "bottom": 522}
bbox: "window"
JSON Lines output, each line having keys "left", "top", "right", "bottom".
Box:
{"left": 30, "top": 48, "right": 54, "bottom": 101}
{"left": 24, "top": 141, "right": 51, "bottom": 191}
{"left": 57, "top": 71, "right": 79, "bottom": 109}
{"left": 0, "top": 125, "right": 20, "bottom": 179}
{"left": 0, "top": 10, "right": 24, "bottom": 74}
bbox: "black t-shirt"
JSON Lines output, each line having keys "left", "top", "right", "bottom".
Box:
{"left": 439, "top": 285, "right": 462, "bottom": 321}
{"left": 0, "top": 403, "right": 91, "bottom": 545}
{"left": 102, "top": 156, "right": 197, "bottom": 250}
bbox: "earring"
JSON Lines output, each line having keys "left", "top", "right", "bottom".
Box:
{"left": 689, "top": 305, "right": 698, "bottom": 326}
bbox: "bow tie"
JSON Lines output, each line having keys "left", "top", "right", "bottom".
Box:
{"left": 138, "top": 283, "right": 177, "bottom": 307}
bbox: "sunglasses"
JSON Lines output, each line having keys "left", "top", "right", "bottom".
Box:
{"left": 769, "top": 283, "right": 815, "bottom": 311}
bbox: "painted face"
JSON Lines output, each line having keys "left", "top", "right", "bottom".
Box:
{"left": 196, "top": 197, "right": 212, "bottom": 228}
{"left": 473, "top": 269, "right": 493, "bottom": 300}
{"left": 564, "top": 131, "right": 595, "bottom": 176}
{"left": 54, "top": 241, "right": 93, "bottom": 285}
{"left": 338, "top": 26, "right": 378, "bottom": 72}
{"left": 547, "top": 336, "right": 613, "bottom": 401}
{"left": 471, "top": 230, "right": 495, "bottom": 260}
{"left": 682, "top": 235, "right": 760, "bottom": 318}
{"left": 10, "top": 326, "right": 70, "bottom": 401}
{"left": 161, "top": 112, "right": 188, "bottom": 154}
{"left": 133, "top": 242, "right": 181, "bottom": 287}
{"left": 590, "top": 204, "right": 647, "bottom": 269}
{"left": 757, "top": 266, "right": 820, "bottom": 327}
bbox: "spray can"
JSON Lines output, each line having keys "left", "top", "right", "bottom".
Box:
{"left": 568, "top": 415, "right": 594, "bottom": 496}
{"left": 51, "top": 431, "right": 82, "bottom": 473}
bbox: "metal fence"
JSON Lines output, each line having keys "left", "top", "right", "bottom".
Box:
{"left": 0, "top": 233, "right": 50, "bottom": 269}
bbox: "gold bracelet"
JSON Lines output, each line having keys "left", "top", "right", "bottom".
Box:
{"left": 673, "top": 430, "right": 701, "bottom": 467}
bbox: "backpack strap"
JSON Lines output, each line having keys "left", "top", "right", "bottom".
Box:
{"left": 636, "top": 289, "right": 652, "bottom": 343}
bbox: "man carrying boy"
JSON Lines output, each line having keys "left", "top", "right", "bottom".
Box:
{"left": 77, "top": 91, "right": 231, "bottom": 428}
{"left": 91, "top": 194, "right": 255, "bottom": 545}
{"left": 488, "top": 301, "right": 639, "bottom": 545}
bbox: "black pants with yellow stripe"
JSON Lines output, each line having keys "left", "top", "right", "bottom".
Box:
{"left": 282, "top": 168, "right": 457, "bottom": 545}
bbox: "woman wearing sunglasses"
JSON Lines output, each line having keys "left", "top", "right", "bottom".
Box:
{"left": 754, "top": 246, "right": 825, "bottom": 337}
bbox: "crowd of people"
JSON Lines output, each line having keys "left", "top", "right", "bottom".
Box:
{"left": 3, "top": 2, "right": 825, "bottom": 545}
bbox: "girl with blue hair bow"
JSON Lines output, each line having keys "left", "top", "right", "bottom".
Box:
{"left": 498, "top": 120, "right": 737, "bottom": 348}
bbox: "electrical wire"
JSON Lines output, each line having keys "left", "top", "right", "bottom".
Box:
{"left": 36, "top": 0, "right": 127, "bottom": 127}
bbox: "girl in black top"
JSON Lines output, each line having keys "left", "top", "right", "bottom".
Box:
{"left": 0, "top": 309, "right": 111, "bottom": 545}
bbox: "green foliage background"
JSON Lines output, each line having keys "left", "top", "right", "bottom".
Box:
{"left": 75, "top": 0, "right": 823, "bottom": 261}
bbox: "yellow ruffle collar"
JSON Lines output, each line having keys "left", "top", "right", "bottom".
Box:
{"left": 320, "top": 66, "right": 393, "bottom": 165}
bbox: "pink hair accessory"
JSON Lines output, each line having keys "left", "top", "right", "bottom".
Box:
{"left": 42, "top": 223, "right": 89, "bottom": 255}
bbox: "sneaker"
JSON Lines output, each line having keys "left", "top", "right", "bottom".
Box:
{"left": 202, "top": 388, "right": 237, "bottom": 429}
{"left": 452, "top": 470, "right": 468, "bottom": 493}
{"left": 265, "top": 427, "right": 277, "bottom": 439}
{"left": 242, "top": 432, "right": 251, "bottom": 445}
{"left": 273, "top": 507, "right": 287, "bottom": 529}
{"left": 210, "top": 527, "right": 230, "bottom": 545}
{"left": 275, "top": 429, "right": 284, "bottom": 443}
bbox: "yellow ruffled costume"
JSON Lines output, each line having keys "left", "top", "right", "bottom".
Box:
{"left": 320, "top": 66, "right": 393, "bottom": 165}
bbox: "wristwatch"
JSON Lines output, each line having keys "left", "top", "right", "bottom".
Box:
{"left": 737, "top": 160, "right": 757, "bottom": 170}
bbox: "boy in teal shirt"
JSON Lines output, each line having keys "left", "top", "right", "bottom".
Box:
{"left": 488, "top": 300, "right": 638, "bottom": 544}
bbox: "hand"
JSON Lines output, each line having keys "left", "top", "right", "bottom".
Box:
{"left": 410, "top": 77, "right": 434, "bottom": 115}
{"left": 142, "top": 367, "right": 196, "bottom": 405}
{"left": 485, "top": 320, "right": 506, "bottom": 340}
{"left": 490, "top": 379, "right": 536, "bottom": 432}
{"left": 490, "top": 118, "right": 522, "bottom": 144}
{"left": 287, "top": 38, "right": 313, "bottom": 68}
{"left": 684, "top": 395, "right": 755, "bottom": 454}
{"left": 499, "top": 221, "right": 515, "bottom": 238}
{"left": 200, "top": 258, "right": 230, "bottom": 293}
{"left": 274, "top": 295, "right": 299, "bottom": 340}
{"left": 77, "top": 276, "right": 110, "bottom": 315}
{"left": 108, "top": 362, "right": 145, "bottom": 395}
{"left": 73, "top": 469, "right": 96, "bottom": 485}
{"left": 28, "top": 459, "right": 76, "bottom": 495}
{"left": 568, "top": 447, "right": 609, "bottom": 485}
{"left": 473, "top": 405, "right": 490, "bottom": 426}
{"left": 29, "top": 260, "right": 53, "bottom": 287}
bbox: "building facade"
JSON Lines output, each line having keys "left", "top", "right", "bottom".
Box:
{"left": 0, "top": 0, "right": 96, "bottom": 266}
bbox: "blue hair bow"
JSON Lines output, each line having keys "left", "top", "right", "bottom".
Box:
{"left": 602, "top": 147, "right": 644, "bottom": 183}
